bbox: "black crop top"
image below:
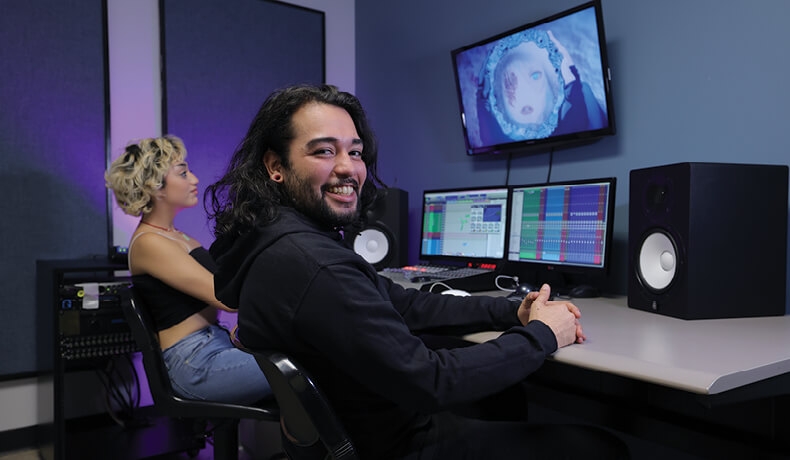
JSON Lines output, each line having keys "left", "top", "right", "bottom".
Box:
{"left": 131, "top": 247, "right": 218, "bottom": 332}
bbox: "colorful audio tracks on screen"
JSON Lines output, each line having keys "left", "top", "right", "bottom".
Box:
{"left": 420, "top": 179, "right": 614, "bottom": 272}
{"left": 508, "top": 182, "right": 611, "bottom": 268}
{"left": 421, "top": 188, "right": 509, "bottom": 260}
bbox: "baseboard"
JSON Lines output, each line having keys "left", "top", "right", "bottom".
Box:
{"left": 0, "top": 425, "right": 38, "bottom": 456}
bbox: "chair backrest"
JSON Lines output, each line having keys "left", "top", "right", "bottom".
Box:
{"left": 119, "top": 286, "right": 279, "bottom": 421}
{"left": 251, "top": 350, "right": 358, "bottom": 460}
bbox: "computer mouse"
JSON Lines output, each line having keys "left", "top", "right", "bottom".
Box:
{"left": 505, "top": 283, "right": 535, "bottom": 302}
{"left": 441, "top": 289, "right": 471, "bottom": 297}
{"left": 513, "top": 282, "right": 537, "bottom": 295}
{"left": 506, "top": 282, "right": 556, "bottom": 302}
{"left": 568, "top": 284, "right": 600, "bottom": 298}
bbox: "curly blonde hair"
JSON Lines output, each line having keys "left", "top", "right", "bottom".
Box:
{"left": 105, "top": 135, "right": 187, "bottom": 217}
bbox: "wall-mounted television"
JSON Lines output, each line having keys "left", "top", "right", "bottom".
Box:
{"left": 451, "top": 0, "right": 615, "bottom": 156}
{"left": 504, "top": 177, "right": 616, "bottom": 294}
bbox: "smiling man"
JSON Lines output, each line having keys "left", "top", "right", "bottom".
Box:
{"left": 271, "top": 101, "right": 367, "bottom": 228}
{"left": 204, "top": 84, "right": 626, "bottom": 460}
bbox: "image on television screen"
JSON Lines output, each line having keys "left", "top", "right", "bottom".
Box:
{"left": 452, "top": 1, "right": 614, "bottom": 155}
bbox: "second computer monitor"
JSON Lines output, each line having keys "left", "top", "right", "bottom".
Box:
{"left": 507, "top": 177, "right": 616, "bottom": 275}
{"left": 420, "top": 186, "right": 510, "bottom": 264}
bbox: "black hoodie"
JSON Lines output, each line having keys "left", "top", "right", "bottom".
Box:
{"left": 211, "top": 206, "right": 558, "bottom": 458}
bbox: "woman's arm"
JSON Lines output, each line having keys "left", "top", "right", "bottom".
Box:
{"left": 130, "top": 233, "right": 235, "bottom": 311}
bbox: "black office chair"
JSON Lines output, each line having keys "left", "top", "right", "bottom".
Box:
{"left": 246, "top": 349, "right": 358, "bottom": 460}
{"left": 119, "top": 286, "right": 280, "bottom": 460}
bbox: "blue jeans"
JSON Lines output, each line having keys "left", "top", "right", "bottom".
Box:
{"left": 162, "top": 324, "right": 272, "bottom": 405}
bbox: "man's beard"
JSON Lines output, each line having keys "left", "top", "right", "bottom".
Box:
{"left": 284, "top": 172, "right": 360, "bottom": 228}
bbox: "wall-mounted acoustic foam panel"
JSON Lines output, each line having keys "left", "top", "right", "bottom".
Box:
{"left": 154, "top": 0, "right": 325, "bottom": 247}
{"left": 0, "top": 0, "right": 108, "bottom": 378}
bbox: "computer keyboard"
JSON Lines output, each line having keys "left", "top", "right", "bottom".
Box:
{"left": 380, "top": 264, "right": 504, "bottom": 293}
{"left": 382, "top": 265, "right": 492, "bottom": 282}
{"left": 438, "top": 267, "right": 492, "bottom": 279}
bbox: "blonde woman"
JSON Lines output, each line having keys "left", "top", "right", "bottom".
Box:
{"left": 106, "top": 135, "right": 271, "bottom": 404}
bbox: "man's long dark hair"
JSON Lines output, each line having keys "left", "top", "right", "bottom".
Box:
{"left": 204, "top": 84, "right": 384, "bottom": 242}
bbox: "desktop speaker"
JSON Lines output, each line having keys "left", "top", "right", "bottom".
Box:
{"left": 348, "top": 188, "right": 408, "bottom": 270}
{"left": 628, "top": 162, "right": 788, "bottom": 320}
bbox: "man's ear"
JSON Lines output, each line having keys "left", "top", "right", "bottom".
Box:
{"left": 263, "top": 150, "right": 284, "bottom": 183}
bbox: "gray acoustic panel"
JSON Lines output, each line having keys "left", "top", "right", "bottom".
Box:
{"left": 0, "top": 0, "right": 108, "bottom": 378}
{"left": 161, "top": 0, "right": 325, "bottom": 245}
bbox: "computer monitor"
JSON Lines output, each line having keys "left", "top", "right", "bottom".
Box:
{"left": 505, "top": 177, "right": 616, "bottom": 293}
{"left": 420, "top": 186, "right": 510, "bottom": 266}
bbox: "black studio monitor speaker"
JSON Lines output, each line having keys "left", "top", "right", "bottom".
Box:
{"left": 628, "top": 162, "right": 788, "bottom": 320}
{"left": 348, "top": 188, "right": 409, "bottom": 270}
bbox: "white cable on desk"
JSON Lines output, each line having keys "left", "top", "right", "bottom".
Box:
{"left": 494, "top": 274, "right": 519, "bottom": 292}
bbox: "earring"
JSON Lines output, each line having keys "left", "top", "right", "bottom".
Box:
{"left": 271, "top": 173, "right": 282, "bottom": 181}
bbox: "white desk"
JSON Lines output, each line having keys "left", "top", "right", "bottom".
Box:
{"left": 464, "top": 295, "right": 790, "bottom": 395}
{"left": 386, "top": 276, "right": 790, "bottom": 456}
